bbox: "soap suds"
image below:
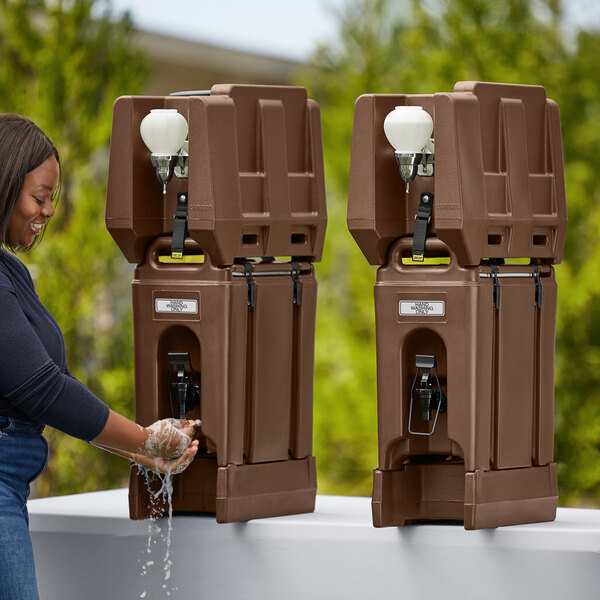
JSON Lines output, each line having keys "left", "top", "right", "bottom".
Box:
{"left": 143, "top": 419, "right": 191, "bottom": 459}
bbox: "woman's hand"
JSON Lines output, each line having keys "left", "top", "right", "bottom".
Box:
{"left": 93, "top": 435, "right": 200, "bottom": 475}
{"left": 141, "top": 418, "right": 200, "bottom": 459}
{"left": 91, "top": 412, "right": 202, "bottom": 476}
{"left": 131, "top": 439, "right": 200, "bottom": 475}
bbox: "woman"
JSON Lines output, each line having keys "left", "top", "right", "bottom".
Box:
{"left": 0, "top": 113, "right": 199, "bottom": 599}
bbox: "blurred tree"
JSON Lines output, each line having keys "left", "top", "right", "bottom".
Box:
{"left": 0, "top": 0, "right": 148, "bottom": 496}
{"left": 300, "top": 0, "right": 600, "bottom": 504}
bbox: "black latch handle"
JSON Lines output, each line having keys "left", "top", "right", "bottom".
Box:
{"left": 532, "top": 264, "right": 543, "bottom": 308}
{"left": 412, "top": 193, "right": 433, "bottom": 262}
{"left": 244, "top": 263, "right": 256, "bottom": 308}
{"left": 171, "top": 192, "right": 189, "bottom": 259}
{"left": 490, "top": 264, "right": 501, "bottom": 310}
{"left": 290, "top": 262, "right": 302, "bottom": 306}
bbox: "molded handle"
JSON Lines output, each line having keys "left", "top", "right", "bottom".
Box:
{"left": 147, "top": 237, "right": 206, "bottom": 271}
{"left": 388, "top": 237, "right": 459, "bottom": 275}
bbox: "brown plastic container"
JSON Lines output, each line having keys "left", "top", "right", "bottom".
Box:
{"left": 127, "top": 239, "right": 317, "bottom": 522}
{"left": 107, "top": 84, "right": 327, "bottom": 266}
{"left": 348, "top": 81, "right": 567, "bottom": 267}
{"left": 371, "top": 239, "right": 558, "bottom": 529}
{"left": 106, "top": 85, "right": 326, "bottom": 522}
{"left": 348, "top": 82, "right": 565, "bottom": 529}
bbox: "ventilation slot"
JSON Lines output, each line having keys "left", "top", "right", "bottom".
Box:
{"left": 242, "top": 234, "right": 259, "bottom": 246}
{"left": 291, "top": 233, "right": 307, "bottom": 244}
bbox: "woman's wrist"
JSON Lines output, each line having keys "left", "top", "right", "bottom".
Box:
{"left": 135, "top": 427, "right": 151, "bottom": 455}
{"left": 91, "top": 409, "right": 150, "bottom": 455}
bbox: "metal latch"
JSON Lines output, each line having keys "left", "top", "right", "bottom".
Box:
{"left": 171, "top": 192, "right": 188, "bottom": 259}
{"left": 408, "top": 354, "right": 447, "bottom": 437}
{"left": 480, "top": 265, "right": 543, "bottom": 309}
{"left": 232, "top": 263, "right": 306, "bottom": 308}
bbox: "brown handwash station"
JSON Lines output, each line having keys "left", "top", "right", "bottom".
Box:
{"left": 106, "top": 84, "right": 326, "bottom": 522}
{"left": 348, "top": 81, "right": 567, "bottom": 529}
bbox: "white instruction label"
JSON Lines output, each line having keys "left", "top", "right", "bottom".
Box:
{"left": 155, "top": 298, "right": 198, "bottom": 314}
{"left": 399, "top": 300, "right": 445, "bottom": 317}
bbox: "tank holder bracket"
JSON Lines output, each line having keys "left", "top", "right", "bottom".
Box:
{"left": 408, "top": 354, "right": 447, "bottom": 437}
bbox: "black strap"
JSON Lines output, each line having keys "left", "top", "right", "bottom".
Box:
{"left": 412, "top": 193, "right": 433, "bottom": 262}
{"left": 171, "top": 192, "right": 188, "bottom": 259}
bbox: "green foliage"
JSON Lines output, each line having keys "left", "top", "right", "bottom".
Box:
{"left": 0, "top": 0, "right": 148, "bottom": 496}
{"left": 300, "top": 0, "right": 600, "bottom": 503}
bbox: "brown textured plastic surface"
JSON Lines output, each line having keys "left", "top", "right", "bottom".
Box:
{"left": 373, "top": 463, "right": 558, "bottom": 529}
{"left": 348, "top": 81, "right": 567, "bottom": 266}
{"left": 369, "top": 237, "right": 559, "bottom": 529}
{"left": 106, "top": 84, "right": 326, "bottom": 266}
{"left": 127, "top": 238, "right": 318, "bottom": 522}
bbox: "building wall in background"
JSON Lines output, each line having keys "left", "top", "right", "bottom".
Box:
{"left": 137, "top": 31, "right": 301, "bottom": 95}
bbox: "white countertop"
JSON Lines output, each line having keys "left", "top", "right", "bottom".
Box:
{"left": 29, "top": 489, "right": 600, "bottom": 600}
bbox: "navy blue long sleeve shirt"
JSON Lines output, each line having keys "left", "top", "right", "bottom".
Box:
{"left": 0, "top": 249, "right": 109, "bottom": 441}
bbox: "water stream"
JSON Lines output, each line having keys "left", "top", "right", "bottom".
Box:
{"left": 138, "top": 468, "right": 178, "bottom": 598}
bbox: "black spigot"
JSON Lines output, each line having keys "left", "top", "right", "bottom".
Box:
{"left": 416, "top": 387, "right": 436, "bottom": 421}
{"left": 408, "top": 354, "right": 447, "bottom": 436}
{"left": 168, "top": 352, "right": 201, "bottom": 420}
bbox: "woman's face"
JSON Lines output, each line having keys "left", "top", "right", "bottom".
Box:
{"left": 8, "top": 156, "right": 59, "bottom": 248}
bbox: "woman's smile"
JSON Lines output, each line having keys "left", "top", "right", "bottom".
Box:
{"left": 8, "top": 156, "right": 59, "bottom": 247}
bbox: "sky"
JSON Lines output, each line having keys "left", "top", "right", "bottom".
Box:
{"left": 108, "top": 0, "right": 600, "bottom": 63}
{"left": 109, "top": 0, "right": 351, "bottom": 62}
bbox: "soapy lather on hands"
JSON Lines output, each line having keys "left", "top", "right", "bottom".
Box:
{"left": 94, "top": 418, "right": 202, "bottom": 475}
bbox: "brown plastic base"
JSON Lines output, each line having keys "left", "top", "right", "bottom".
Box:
{"left": 372, "top": 463, "right": 557, "bottom": 530}
{"left": 216, "top": 457, "right": 317, "bottom": 523}
{"left": 129, "top": 456, "right": 317, "bottom": 523}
